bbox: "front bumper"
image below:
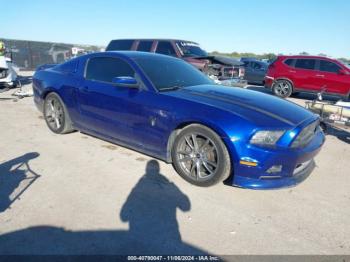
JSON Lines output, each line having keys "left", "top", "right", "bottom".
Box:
{"left": 228, "top": 127, "right": 325, "bottom": 190}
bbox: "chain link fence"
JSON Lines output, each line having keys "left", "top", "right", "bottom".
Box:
{"left": 0, "top": 38, "right": 102, "bottom": 70}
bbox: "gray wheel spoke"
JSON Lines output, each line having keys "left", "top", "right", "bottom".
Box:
{"left": 177, "top": 150, "right": 192, "bottom": 156}
{"left": 49, "top": 101, "right": 55, "bottom": 111}
{"left": 179, "top": 156, "right": 194, "bottom": 162}
{"left": 205, "top": 160, "right": 217, "bottom": 168}
{"left": 191, "top": 134, "right": 199, "bottom": 151}
{"left": 190, "top": 162, "right": 196, "bottom": 176}
{"left": 202, "top": 161, "right": 213, "bottom": 175}
{"left": 195, "top": 161, "right": 201, "bottom": 179}
{"left": 185, "top": 136, "right": 194, "bottom": 149}
{"left": 55, "top": 117, "right": 60, "bottom": 129}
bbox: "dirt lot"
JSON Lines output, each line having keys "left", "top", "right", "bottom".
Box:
{"left": 0, "top": 72, "right": 349, "bottom": 255}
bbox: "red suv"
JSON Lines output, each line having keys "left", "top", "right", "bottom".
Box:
{"left": 265, "top": 55, "right": 350, "bottom": 99}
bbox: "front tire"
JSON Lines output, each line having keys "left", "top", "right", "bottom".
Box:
{"left": 43, "top": 93, "right": 74, "bottom": 134}
{"left": 171, "top": 124, "right": 231, "bottom": 187}
{"left": 272, "top": 79, "right": 293, "bottom": 98}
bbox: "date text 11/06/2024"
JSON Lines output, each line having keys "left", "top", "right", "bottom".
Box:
{"left": 127, "top": 255, "right": 221, "bottom": 261}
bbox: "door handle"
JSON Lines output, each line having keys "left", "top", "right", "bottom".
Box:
{"left": 316, "top": 74, "right": 325, "bottom": 77}
{"left": 81, "top": 86, "right": 89, "bottom": 91}
{"left": 289, "top": 70, "right": 296, "bottom": 73}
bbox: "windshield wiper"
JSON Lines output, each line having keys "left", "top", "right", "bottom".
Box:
{"left": 159, "top": 86, "right": 183, "bottom": 92}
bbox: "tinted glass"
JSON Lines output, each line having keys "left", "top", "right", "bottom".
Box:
{"left": 106, "top": 40, "right": 134, "bottom": 51}
{"left": 135, "top": 56, "right": 213, "bottom": 91}
{"left": 319, "top": 60, "right": 341, "bottom": 73}
{"left": 137, "top": 41, "right": 153, "bottom": 52}
{"left": 295, "top": 59, "right": 315, "bottom": 70}
{"left": 251, "top": 62, "right": 262, "bottom": 70}
{"left": 176, "top": 41, "right": 208, "bottom": 57}
{"left": 284, "top": 59, "right": 294, "bottom": 66}
{"left": 86, "top": 57, "right": 134, "bottom": 83}
{"left": 155, "top": 41, "right": 177, "bottom": 56}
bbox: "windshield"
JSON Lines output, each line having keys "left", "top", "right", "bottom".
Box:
{"left": 135, "top": 56, "right": 213, "bottom": 91}
{"left": 176, "top": 41, "right": 208, "bottom": 57}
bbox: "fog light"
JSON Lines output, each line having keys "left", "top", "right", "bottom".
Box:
{"left": 266, "top": 165, "right": 282, "bottom": 174}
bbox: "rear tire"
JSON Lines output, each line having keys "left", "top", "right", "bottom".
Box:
{"left": 43, "top": 93, "right": 74, "bottom": 134}
{"left": 171, "top": 124, "right": 231, "bottom": 187}
{"left": 272, "top": 79, "right": 293, "bottom": 98}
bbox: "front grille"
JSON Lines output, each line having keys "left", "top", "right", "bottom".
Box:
{"left": 221, "top": 67, "right": 240, "bottom": 78}
{"left": 0, "top": 69, "right": 7, "bottom": 79}
{"left": 291, "top": 120, "right": 320, "bottom": 148}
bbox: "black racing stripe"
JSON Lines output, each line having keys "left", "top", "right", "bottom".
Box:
{"left": 186, "top": 90, "right": 295, "bottom": 126}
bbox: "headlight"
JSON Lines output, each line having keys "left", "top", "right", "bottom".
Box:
{"left": 250, "top": 130, "right": 285, "bottom": 146}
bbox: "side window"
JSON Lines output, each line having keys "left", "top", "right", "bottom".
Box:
{"left": 284, "top": 59, "right": 294, "bottom": 66}
{"left": 294, "top": 59, "right": 316, "bottom": 70}
{"left": 85, "top": 57, "right": 135, "bottom": 83}
{"left": 156, "top": 41, "right": 177, "bottom": 56}
{"left": 319, "top": 60, "right": 341, "bottom": 73}
{"left": 243, "top": 61, "right": 250, "bottom": 67}
{"left": 137, "top": 41, "right": 153, "bottom": 52}
{"left": 106, "top": 40, "right": 134, "bottom": 51}
{"left": 251, "top": 62, "right": 262, "bottom": 70}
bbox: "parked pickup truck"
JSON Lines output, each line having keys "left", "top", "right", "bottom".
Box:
{"left": 106, "top": 39, "right": 246, "bottom": 85}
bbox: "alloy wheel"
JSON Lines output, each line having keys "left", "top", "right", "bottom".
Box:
{"left": 44, "top": 97, "right": 64, "bottom": 131}
{"left": 274, "top": 80, "right": 292, "bottom": 97}
{"left": 176, "top": 133, "right": 219, "bottom": 181}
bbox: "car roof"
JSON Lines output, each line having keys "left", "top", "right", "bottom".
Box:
{"left": 280, "top": 55, "right": 335, "bottom": 60}
{"left": 84, "top": 51, "right": 182, "bottom": 60}
{"left": 109, "top": 39, "right": 199, "bottom": 44}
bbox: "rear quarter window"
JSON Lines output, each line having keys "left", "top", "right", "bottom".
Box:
{"left": 284, "top": 59, "right": 295, "bottom": 66}
{"left": 106, "top": 40, "right": 134, "bottom": 51}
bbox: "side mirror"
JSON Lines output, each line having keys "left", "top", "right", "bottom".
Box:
{"left": 112, "top": 76, "right": 139, "bottom": 88}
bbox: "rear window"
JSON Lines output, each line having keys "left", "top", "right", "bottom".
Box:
{"left": 284, "top": 59, "right": 294, "bottom": 66}
{"left": 106, "top": 40, "right": 134, "bottom": 51}
{"left": 319, "top": 60, "right": 341, "bottom": 73}
{"left": 295, "top": 59, "right": 316, "bottom": 70}
{"left": 137, "top": 41, "right": 153, "bottom": 52}
{"left": 155, "top": 41, "right": 177, "bottom": 56}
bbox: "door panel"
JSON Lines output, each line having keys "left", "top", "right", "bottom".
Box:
{"left": 77, "top": 80, "right": 143, "bottom": 145}
{"left": 317, "top": 60, "right": 350, "bottom": 95}
{"left": 292, "top": 59, "right": 319, "bottom": 91}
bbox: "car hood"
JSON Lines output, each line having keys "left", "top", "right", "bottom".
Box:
{"left": 166, "top": 85, "right": 314, "bottom": 127}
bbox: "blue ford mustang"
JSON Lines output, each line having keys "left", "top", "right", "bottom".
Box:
{"left": 33, "top": 51, "right": 325, "bottom": 189}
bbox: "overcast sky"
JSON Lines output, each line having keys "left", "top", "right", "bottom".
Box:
{"left": 1, "top": 0, "right": 349, "bottom": 58}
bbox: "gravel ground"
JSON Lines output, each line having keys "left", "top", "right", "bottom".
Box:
{"left": 0, "top": 72, "right": 349, "bottom": 256}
